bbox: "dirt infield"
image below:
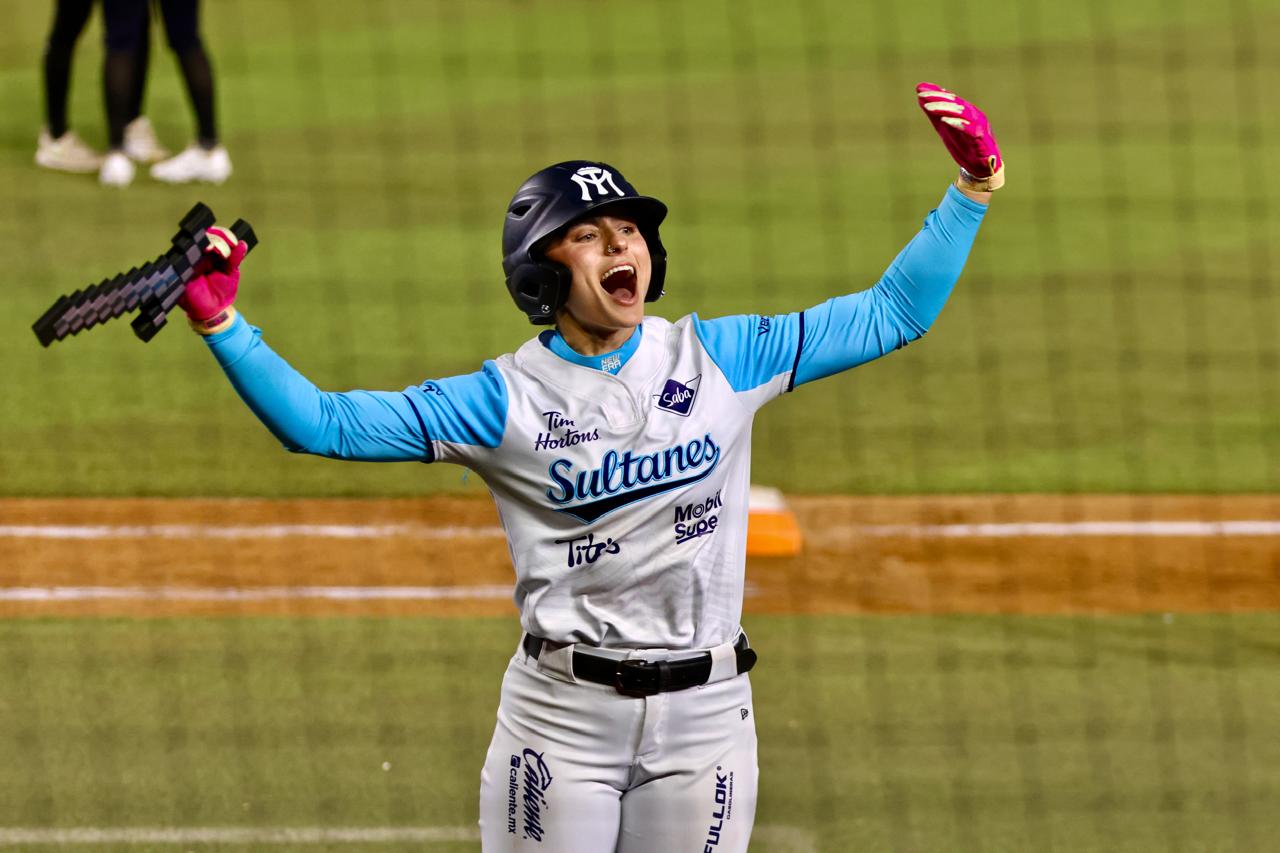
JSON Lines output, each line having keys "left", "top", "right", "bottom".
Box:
{"left": 1, "top": 495, "right": 1276, "bottom": 618}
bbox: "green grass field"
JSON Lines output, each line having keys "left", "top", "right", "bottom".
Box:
{"left": 1, "top": 0, "right": 1278, "bottom": 496}
{"left": 3, "top": 614, "right": 1279, "bottom": 851}
{"left": 2, "top": 2, "right": 1278, "bottom": 850}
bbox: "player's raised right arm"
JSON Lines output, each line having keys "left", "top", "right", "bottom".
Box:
{"left": 181, "top": 229, "right": 506, "bottom": 462}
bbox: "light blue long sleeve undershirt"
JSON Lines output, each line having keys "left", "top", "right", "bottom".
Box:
{"left": 692, "top": 184, "right": 988, "bottom": 391}
{"left": 203, "top": 185, "right": 985, "bottom": 462}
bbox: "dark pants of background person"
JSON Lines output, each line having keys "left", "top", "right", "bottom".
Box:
{"left": 43, "top": 0, "right": 149, "bottom": 140}
{"left": 101, "top": 0, "right": 216, "bottom": 150}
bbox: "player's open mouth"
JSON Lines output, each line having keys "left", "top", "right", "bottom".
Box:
{"left": 601, "top": 264, "right": 638, "bottom": 305}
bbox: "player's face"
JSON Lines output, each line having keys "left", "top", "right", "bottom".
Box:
{"left": 545, "top": 214, "right": 651, "bottom": 339}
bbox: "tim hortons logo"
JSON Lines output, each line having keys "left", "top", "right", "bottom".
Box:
{"left": 570, "top": 166, "right": 624, "bottom": 201}
{"left": 534, "top": 410, "right": 600, "bottom": 452}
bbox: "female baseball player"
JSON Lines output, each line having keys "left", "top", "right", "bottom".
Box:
{"left": 181, "top": 83, "right": 1002, "bottom": 852}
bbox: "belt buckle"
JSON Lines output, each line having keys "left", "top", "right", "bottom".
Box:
{"left": 614, "top": 659, "right": 662, "bottom": 697}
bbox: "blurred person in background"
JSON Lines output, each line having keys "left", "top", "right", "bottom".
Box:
{"left": 36, "top": 0, "right": 166, "bottom": 175}
{"left": 98, "top": 0, "right": 231, "bottom": 186}
{"left": 145, "top": 0, "right": 232, "bottom": 184}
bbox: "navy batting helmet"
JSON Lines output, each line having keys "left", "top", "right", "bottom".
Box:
{"left": 502, "top": 161, "right": 668, "bottom": 325}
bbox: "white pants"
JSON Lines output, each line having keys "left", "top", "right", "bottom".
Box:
{"left": 478, "top": 643, "right": 758, "bottom": 852}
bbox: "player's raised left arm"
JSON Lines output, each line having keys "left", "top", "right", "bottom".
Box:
{"left": 788, "top": 83, "right": 1003, "bottom": 385}
{"left": 685, "top": 84, "right": 1004, "bottom": 401}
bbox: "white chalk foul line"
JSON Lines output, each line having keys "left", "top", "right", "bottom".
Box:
{"left": 0, "top": 585, "right": 515, "bottom": 603}
{"left": 855, "top": 520, "right": 1280, "bottom": 537}
{"left": 0, "top": 583, "right": 764, "bottom": 603}
{"left": 0, "top": 524, "right": 504, "bottom": 540}
{"left": 0, "top": 826, "right": 479, "bottom": 845}
{"left": 1, "top": 520, "right": 1277, "bottom": 542}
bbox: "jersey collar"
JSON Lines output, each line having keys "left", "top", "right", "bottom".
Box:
{"left": 541, "top": 325, "right": 643, "bottom": 375}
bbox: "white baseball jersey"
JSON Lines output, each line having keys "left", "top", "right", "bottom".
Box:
{"left": 440, "top": 314, "right": 787, "bottom": 649}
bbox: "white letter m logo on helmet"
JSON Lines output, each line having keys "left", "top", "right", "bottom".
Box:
{"left": 570, "top": 166, "right": 624, "bottom": 202}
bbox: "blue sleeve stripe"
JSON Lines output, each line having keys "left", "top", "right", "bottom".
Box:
{"left": 400, "top": 392, "right": 436, "bottom": 464}
{"left": 787, "top": 311, "right": 806, "bottom": 393}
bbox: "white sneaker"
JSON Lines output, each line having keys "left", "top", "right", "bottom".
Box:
{"left": 35, "top": 128, "right": 104, "bottom": 173}
{"left": 99, "top": 151, "right": 136, "bottom": 187}
{"left": 150, "top": 144, "right": 232, "bottom": 184}
{"left": 123, "top": 116, "right": 170, "bottom": 163}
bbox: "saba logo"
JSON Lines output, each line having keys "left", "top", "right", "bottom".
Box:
{"left": 656, "top": 375, "right": 700, "bottom": 417}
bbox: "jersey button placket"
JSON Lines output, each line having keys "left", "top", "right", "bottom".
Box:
{"left": 633, "top": 663, "right": 669, "bottom": 761}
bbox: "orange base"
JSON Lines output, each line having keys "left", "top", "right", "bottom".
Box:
{"left": 746, "top": 486, "right": 803, "bottom": 556}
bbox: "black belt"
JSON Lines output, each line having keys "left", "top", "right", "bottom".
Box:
{"left": 522, "top": 633, "right": 757, "bottom": 698}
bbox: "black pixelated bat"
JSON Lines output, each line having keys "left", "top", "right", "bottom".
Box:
{"left": 32, "top": 202, "right": 258, "bottom": 346}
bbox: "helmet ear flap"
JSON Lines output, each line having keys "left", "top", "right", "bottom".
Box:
{"left": 506, "top": 262, "right": 572, "bottom": 325}
{"left": 644, "top": 258, "right": 666, "bottom": 303}
{"left": 643, "top": 230, "right": 667, "bottom": 303}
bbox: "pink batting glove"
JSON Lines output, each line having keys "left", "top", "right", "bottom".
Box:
{"left": 180, "top": 226, "right": 247, "bottom": 334}
{"left": 916, "top": 82, "right": 1005, "bottom": 191}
